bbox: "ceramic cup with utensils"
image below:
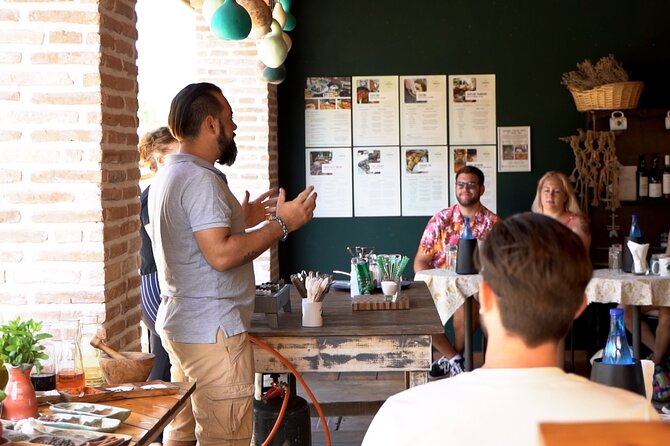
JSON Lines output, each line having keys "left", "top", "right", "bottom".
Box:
{"left": 302, "top": 300, "right": 323, "bottom": 327}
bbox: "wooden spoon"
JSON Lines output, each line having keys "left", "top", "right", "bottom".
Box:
{"left": 90, "top": 335, "right": 127, "bottom": 360}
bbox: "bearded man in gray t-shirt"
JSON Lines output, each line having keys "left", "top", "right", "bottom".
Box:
{"left": 148, "top": 82, "right": 317, "bottom": 446}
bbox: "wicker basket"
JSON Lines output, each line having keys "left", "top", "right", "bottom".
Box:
{"left": 569, "top": 81, "right": 644, "bottom": 112}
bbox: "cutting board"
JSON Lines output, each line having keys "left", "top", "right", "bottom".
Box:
{"left": 351, "top": 294, "right": 410, "bottom": 311}
{"left": 59, "top": 380, "right": 179, "bottom": 403}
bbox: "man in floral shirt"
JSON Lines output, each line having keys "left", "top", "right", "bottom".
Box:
{"left": 414, "top": 165, "right": 499, "bottom": 379}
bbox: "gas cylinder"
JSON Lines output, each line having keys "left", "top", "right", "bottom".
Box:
{"left": 252, "top": 374, "right": 311, "bottom": 446}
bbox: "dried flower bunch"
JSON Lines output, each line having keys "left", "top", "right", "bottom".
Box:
{"left": 561, "top": 54, "right": 630, "bottom": 91}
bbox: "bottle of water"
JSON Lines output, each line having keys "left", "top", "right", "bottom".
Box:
{"left": 602, "top": 308, "right": 634, "bottom": 365}
{"left": 462, "top": 216, "right": 475, "bottom": 239}
{"left": 629, "top": 214, "right": 643, "bottom": 239}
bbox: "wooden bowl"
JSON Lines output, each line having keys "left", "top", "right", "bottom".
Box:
{"left": 99, "top": 352, "right": 155, "bottom": 385}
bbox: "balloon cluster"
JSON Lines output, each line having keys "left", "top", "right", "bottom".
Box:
{"left": 202, "top": 0, "right": 296, "bottom": 85}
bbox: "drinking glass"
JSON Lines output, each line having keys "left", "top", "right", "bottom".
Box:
{"left": 445, "top": 245, "right": 458, "bottom": 272}
{"left": 30, "top": 322, "right": 56, "bottom": 391}
{"left": 608, "top": 244, "right": 622, "bottom": 273}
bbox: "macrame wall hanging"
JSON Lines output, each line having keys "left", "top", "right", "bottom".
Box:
{"left": 560, "top": 129, "right": 620, "bottom": 220}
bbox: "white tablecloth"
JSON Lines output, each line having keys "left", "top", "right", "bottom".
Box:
{"left": 585, "top": 269, "right": 670, "bottom": 307}
{"left": 414, "top": 269, "right": 481, "bottom": 325}
{"left": 416, "top": 268, "right": 670, "bottom": 327}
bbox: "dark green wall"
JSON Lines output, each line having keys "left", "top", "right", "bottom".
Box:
{"left": 277, "top": 0, "right": 670, "bottom": 279}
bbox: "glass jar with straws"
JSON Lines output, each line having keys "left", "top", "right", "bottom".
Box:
{"left": 376, "top": 254, "right": 409, "bottom": 302}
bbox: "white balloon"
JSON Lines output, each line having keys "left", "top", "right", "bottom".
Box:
{"left": 202, "top": 0, "right": 224, "bottom": 24}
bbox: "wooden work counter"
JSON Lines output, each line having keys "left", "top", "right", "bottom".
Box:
{"left": 97, "top": 381, "right": 195, "bottom": 446}
{"left": 250, "top": 281, "right": 443, "bottom": 388}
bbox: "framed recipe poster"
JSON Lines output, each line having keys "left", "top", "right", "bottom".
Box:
{"left": 498, "top": 126, "right": 531, "bottom": 172}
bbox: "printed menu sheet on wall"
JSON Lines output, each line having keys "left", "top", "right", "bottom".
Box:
{"left": 353, "top": 147, "right": 401, "bottom": 216}
{"left": 399, "top": 75, "right": 447, "bottom": 146}
{"left": 352, "top": 76, "right": 400, "bottom": 147}
{"left": 305, "top": 148, "right": 353, "bottom": 218}
{"left": 304, "top": 77, "right": 352, "bottom": 147}
{"left": 401, "top": 146, "right": 449, "bottom": 216}
{"left": 448, "top": 74, "right": 496, "bottom": 145}
{"left": 448, "top": 145, "right": 498, "bottom": 213}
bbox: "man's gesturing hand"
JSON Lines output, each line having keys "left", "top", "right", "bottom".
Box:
{"left": 276, "top": 186, "right": 317, "bottom": 233}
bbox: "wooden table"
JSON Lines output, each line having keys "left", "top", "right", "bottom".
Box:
{"left": 540, "top": 421, "right": 670, "bottom": 446}
{"left": 250, "top": 281, "right": 443, "bottom": 388}
{"left": 585, "top": 269, "right": 670, "bottom": 359}
{"left": 101, "top": 381, "right": 195, "bottom": 446}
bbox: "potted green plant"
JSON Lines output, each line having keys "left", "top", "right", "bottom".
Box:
{"left": 0, "top": 317, "right": 52, "bottom": 420}
{"left": 0, "top": 317, "right": 52, "bottom": 369}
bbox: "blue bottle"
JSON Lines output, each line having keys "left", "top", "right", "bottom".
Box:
{"left": 629, "top": 214, "right": 643, "bottom": 239}
{"left": 602, "top": 308, "right": 634, "bottom": 365}
{"left": 462, "top": 217, "right": 475, "bottom": 239}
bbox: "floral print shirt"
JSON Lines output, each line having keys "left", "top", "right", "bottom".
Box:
{"left": 418, "top": 204, "right": 499, "bottom": 269}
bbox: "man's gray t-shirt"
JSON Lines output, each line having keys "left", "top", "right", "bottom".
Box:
{"left": 148, "top": 153, "right": 255, "bottom": 343}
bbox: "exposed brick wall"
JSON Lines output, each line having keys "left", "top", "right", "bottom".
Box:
{"left": 0, "top": 0, "right": 277, "bottom": 350}
{"left": 0, "top": 0, "right": 142, "bottom": 351}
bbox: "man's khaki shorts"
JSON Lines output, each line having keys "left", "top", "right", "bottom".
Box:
{"left": 162, "top": 330, "right": 255, "bottom": 446}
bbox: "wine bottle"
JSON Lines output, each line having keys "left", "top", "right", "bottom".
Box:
{"left": 663, "top": 154, "right": 670, "bottom": 200}
{"left": 648, "top": 153, "right": 662, "bottom": 199}
{"left": 637, "top": 154, "right": 649, "bottom": 200}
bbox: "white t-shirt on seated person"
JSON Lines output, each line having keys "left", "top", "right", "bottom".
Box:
{"left": 362, "top": 367, "right": 658, "bottom": 446}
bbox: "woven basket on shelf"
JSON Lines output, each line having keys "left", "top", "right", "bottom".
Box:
{"left": 569, "top": 81, "right": 644, "bottom": 112}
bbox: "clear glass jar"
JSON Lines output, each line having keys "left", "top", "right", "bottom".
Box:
{"left": 79, "top": 315, "right": 104, "bottom": 387}
{"left": 55, "top": 319, "right": 85, "bottom": 394}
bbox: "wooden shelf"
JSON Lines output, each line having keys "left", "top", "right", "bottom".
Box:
{"left": 585, "top": 108, "right": 670, "bottom": 264}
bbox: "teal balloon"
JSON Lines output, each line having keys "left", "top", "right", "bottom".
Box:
{"left": 210, "top": 0, "right": 252, "bottom": 41}
{"left": 283, "top": 11, "right": 296, "bottom": 31}
{"left": 258, "top": 62, "right": 286, "bottom": 85}
{"left": 280, "top": 0, "right": 292, "bottom": 12}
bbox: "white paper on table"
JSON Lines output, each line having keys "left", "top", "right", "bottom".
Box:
{"left": 627, "top": 240, "right": 649, "bottom": 274}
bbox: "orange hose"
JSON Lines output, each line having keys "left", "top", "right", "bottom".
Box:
{"left": 262, "top": 385, "right": 290, "bottom": 446}
{"left": 250, "top": 334, "right": 332, "bottom": 446}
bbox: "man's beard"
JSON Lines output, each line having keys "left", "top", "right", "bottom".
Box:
{"left": 456, "top": 193, "right": 479, "bottom": 207}
{"left": 216, "top": 130, "right": 237, "bottom": 166}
